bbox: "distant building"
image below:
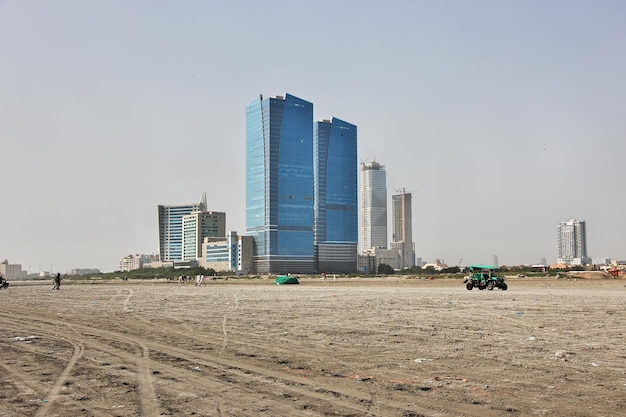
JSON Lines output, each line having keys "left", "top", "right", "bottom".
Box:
{"left": 118, "top": 254, "right": 159, "bottom": 272}
{"left": 200, "top": 231, "right": 254, "bottom": 273}
{"left": 422, "top": 259, "right": 448, "bottom": 271}
{"left": 158, "top": 193, "right": 207, "bottom": 262}
{"left": 246, "top": 94, "right": 316, "bottom": 274}
{"left": 246, "top": 93, "right": 358, "bottom": 274}
{"left": 593, "top": 257, "right": 611, "bottom": 265}
{"left": 358, "top": 247, "right": 401, "bottom": 272}
{"left": 314, "top": 118, "right": 358, "bottom": 273}
{"left": 357, "top": 251, "right": 377, "bottom": 274}
{"left": 391, "top": 190, "right": 414, "bottom": 269}
{"left": 492, "top": 255, "right": 499, "bottom": 268}
{"left": 360, "top": 160, "right": 388, "bottom": 253}
{"left": 182, "top": 211, "right": 226, "bottom": 260}
{"left": 0, "top": 259, "right": 22, "bottom": 278}
{"left": 143, "top": 260, "right": 197, "bottom": 270}
{"left": 557, "top": 219, "right": 589, "bottom": 265}
{"left": 69, "top": 268, "right": 101, "bottom": 275}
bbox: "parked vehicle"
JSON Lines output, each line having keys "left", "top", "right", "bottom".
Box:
{"left": 463, "top": 265, "right": 507, "bottom": 291}
{"left": 0, "top": 275, "right": 8, "bottom": 289}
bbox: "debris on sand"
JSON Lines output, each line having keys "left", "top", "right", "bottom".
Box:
{"left": 13, "top": 336, "right": 39, "bottom": 343}
{"left": 555, "top": 351, "right": 575, "bottom": 361}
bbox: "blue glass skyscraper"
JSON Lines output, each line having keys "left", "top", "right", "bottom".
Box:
{"left": 246, "top": 94, "right": 315, "bottom": 274}
{"left": 246, "top": 94, "right": 358, "bottom": 274}
{"left": 314, "top": 118, "right": 358, "bottom": 273}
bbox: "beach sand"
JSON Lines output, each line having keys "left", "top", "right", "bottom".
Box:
{"left": 1, "top": 277, "right": 624, "bottom": 416}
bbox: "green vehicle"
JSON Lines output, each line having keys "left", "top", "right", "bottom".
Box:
{"left": 463, "top": 265, "right": 507, "bottom": 291}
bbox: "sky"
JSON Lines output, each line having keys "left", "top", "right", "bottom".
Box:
{"left": 1, "top": 1, "right": 625, "bottom": 273}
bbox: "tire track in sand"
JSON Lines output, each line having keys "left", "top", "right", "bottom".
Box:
{"left": 1, "top": 301, "right": 505, "bottom": 417}
{"left": 33, "top": 338, "right": 84, "bottom": 417}
{"left": 2, "top": 310, "right": 380, "bottom": 416}
{"left": 1, "top": 313, "right": 160, "bottom": 417}
{"left": 220, "top": 291, "right": 239, "bottom": 356}
{"left": 135, "top": 343, "right": 160, "bottom": 417}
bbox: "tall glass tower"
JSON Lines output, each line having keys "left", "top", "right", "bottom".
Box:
{"left": 314, "top": 118, "right": 358, "bottom": 273}
{"left": 246, "top": 94, "right": 315, "bottom": 274}
{"left": 360, "top": 160, "right": 388, "bottom": 253}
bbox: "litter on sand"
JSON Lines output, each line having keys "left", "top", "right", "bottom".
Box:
{"left": 14, "top": 336, "right": 39, "bottom": 342}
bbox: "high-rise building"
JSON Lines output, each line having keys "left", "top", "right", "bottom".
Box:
{"left": 158, "top": 193, "right": 206, "bottom": 262}
{"left": 391, "top": 189, "right": 414, "bottom": 269}
{"left": 314, "top": 118, "right": 358, "bottom": 273}
{"left": 182, "top": 211, "right": 226, "bottom": 260}
{"left": 557, "top": 219, "right": 589, "bottom": 265}
{"left": 246, "top": 94, "right": 316, "bottom": 274}
{"left": 246, "top": 94, "right": 358, "bottom": 274}
{"left": 360, "top": 160, "right": 387, "bottom": 253}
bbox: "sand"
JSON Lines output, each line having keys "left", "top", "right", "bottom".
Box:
{"left": 1, "top": 277, "right": 625, "bottom": 416}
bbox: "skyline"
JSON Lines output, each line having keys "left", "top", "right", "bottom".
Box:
{"left": 2, "top": 1, "right": 626, "bottom": 273}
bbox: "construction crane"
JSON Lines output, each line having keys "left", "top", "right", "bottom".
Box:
{"left": 394, "top": 187, "right": 417, "bottom": 195}
{"left": 360, "top": 148, "right": 377, "bottom": 165}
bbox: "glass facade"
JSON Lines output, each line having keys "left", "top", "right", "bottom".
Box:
{"left": 182, "top": 211, "right": 226, "bottom": 260}
{"left": 158, "top": 196, "right": 206, "bottom": 261}
{"left": 315, "top": 118, "right": 358, "bottom": 243}
{"left": 314, "top": 118, "right": 358, "bottom": 272}
{"left": 246, "top": 94, "right": 315, "bottom": 273}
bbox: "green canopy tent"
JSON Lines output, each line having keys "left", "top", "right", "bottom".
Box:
{"left": 274, "top": 275, "right": 300, "bottom": 285}
{"left": 468, "top": 264, "right": 498, "bottom": 272}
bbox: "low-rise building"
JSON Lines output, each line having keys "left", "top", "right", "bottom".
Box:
{"left": 0, "top": 259, "right": 22, "bottom": 278}
{"left": 119, "top": 254, "right": 159, "bottom": 272}
{"left": 199, "top": 231, "right": 253, "bottom": 273}
{"left": 69, "top": 268, "right": 101, "bottom": 275}
{"left": 357, "top": 247, "right": 401, "bottom": 273}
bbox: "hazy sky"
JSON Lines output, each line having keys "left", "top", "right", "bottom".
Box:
{"left": 2, "top": 1, "right": 625, "bottom": 273}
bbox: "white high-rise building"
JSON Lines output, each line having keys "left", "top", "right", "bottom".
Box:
{"left": 557, "top": 219, "right": 589, "bottom": 265}
{"left": 391, "top": 190, "right": 414, "bottom": 269}
{"left": 158, "top": 193, "right": 207, "bottom": 262}
{"left": 182, "top": 211, "right": 226, "bottom": 260}
{"left": 360, "top": 160, "right": 387, "bottom": 253}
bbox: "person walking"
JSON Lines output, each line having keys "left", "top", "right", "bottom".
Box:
{"left": 52, "top": 273, "right": 62, "bottom": 290}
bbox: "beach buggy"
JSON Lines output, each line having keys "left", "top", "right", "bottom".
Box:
{"left": 463, "top": 265, "right": 507, "bottom": 291}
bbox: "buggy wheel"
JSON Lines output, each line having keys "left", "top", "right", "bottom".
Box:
{"left": 501, "top": 283, "right": 508, "bottom": 290}
{"left": 487, "top": 282, "right": 494, "bottom": 290}
{"left": 466, "top": 282, "right": 473, "bottom": 290}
